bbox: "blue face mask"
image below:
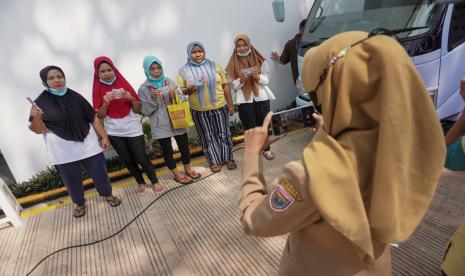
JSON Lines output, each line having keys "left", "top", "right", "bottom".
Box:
{"left": 47, "top": 86, "right": 68, "bottom": 96}
{"left": 190, "top": 59, "right": 206, "bottom": 66}
{"left": 148, "top": 74, "right": 162, "bottom": 81}
{"left": 99, "top": 77, "right": 116, "bottom": 85}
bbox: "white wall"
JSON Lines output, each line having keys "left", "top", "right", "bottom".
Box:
{"left": 0, "top": 0, "right": 313, "bottom": 182}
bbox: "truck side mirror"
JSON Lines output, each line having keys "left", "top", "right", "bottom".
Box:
{"left": 272, "top": 0, "right": 285, "bottom": 22}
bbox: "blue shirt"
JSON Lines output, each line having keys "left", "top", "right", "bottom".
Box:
{"left": 445, "top": 136, "right": 465, "bottom": 171}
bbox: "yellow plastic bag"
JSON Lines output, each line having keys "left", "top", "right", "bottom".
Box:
{"left": 166, "top": 92, "right": 194, "bottom": 129}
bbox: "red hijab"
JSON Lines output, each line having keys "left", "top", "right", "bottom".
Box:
{"left": 92, "top": 56, "right": 140, "bottom": 118}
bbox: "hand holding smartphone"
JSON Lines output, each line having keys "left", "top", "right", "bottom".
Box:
{"left": 27, "top": 97, "right": 43, "bottom": 113}
{"left": 241, "top": 67, "right": 254, "bottom": 75}
{"left": 270, "top": 105, "right": 316, "bottom": 136}
{"left": 111, "top": 88, "right": 124, "bottom": 99}
{"left": 148, "top": 86, "right": 161, "bottom": 98}
{"left": 193, "top": 79, "right": 203, "bottom": 87}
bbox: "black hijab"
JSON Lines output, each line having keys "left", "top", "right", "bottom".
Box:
{"left": 39, "top": 65, "right": 65, "bottom": 87}
{"left": 32, "top": 66, "right": 96, "bottom": 142}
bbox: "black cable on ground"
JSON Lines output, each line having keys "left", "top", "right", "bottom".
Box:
{"left": 26, "top": 146, "right": 245, "bottom": 276}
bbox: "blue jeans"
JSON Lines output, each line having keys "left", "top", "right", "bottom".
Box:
{"left": 55, "top": 152, "right": 112, "bottom": 206}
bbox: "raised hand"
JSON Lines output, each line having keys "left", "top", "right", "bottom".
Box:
{"left": 103, "top": 93, "right": 114, "bottom": 104}
{"left": 30, "top": 106, "right": 44, "bottom": 119}
{"left": 148, "top": 86, "right": 161, "bottom": 98}
{"left": 244, "top": 112, "right": 273, "bottom": 154}
{"left": 185, "top": 82, "right": 198, "bottom": 95}
{"left": 239, "top": 72, "right": 250, "bottom": 84}
{"left": 121, "top": 90, "right": 134, "bottom": 101}
{"left": 310, "top": 113, "right": 324, "bottom": 133}
{"left": 271, "top": 51, "right": 280, "bottom": 61}
{"left": 251, "top": 67, "right": 260, "bottom": 81}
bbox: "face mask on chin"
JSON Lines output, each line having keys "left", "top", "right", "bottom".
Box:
{"left": 237, "top": 49, "right": 251, "bottom": 57}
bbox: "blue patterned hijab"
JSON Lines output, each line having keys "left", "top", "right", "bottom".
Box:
{"left": 180, "top": 41, "right": 217, "bottom": 106}
{"left": 143, "top": 55, "right": 165, "bottom": 89}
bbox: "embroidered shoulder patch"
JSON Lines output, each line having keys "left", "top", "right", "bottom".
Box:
{"left": 269, "top": 185, "right": 295, "bottom": 212}
{"left": 279, "top": 178, "right": 302, "bottom": 202}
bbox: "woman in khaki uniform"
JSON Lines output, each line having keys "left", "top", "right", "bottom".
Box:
{"left": 239, "top": 31, "right": 446, "bottom": 275}
{"left": 442, "top": 217, "right": 465, "bottom": 275}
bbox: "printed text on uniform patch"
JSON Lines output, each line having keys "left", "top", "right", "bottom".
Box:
{"left": 279, "top": 178, "right": 302, "bottom": 202}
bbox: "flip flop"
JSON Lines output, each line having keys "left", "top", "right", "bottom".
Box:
{"left": 210, "top": 165, "right": 222, "bottom": 173}
{"left": 73, "top": 205, "right": 86, "bottom": 218}
{"left": 137, "top": 184, "right": 147, "bottom": 195}
{"left": 153, "top": 183, "right": 165, "bottom": 195}
{"left": 106, "top": 196, "right": 122, "bottom": 207}
{"left": 226, "top": 160, "right": 237, "bottom": 170}
{"left": 185, "top": 170, "right": 202, "bottom": 180}
{"left": 174, "top": 174, "right": 194, "bottom": 185}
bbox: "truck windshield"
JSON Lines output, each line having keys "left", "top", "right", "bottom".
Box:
{"left": 302, "top": 0, "right": 444, "bottom": 45}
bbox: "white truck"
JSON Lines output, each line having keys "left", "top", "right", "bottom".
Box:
{"left": 275, "top": 0, "right": 465, "bottom": 120}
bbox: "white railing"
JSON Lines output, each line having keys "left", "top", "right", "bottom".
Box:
{"left": 0, "top": 178, "right": 22, "bottom": 227}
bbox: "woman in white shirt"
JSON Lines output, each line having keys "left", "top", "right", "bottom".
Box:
{"left": 92, "top": 56, "right": 164, "bottom": 195}
{"left": 226, "top": 34, "right": 276, "bottom": 160}
{"left": 29, "top": 65, "right": 121, "bottom": 218}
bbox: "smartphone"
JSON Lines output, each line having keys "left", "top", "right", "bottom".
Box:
{"left": 111, "top": 88, "right": 124, "bottom": 99}
{"left": 159, "top": 85, "right": 170, "bottom": 93}
{"left": 241, "top": 67, "right": 254, "bottom": 75}
{"left": 27, "top": 97, "right": 43, "bottom": 112}
{"left": 193, "top": 79, "right": 203, "bottom": 87}
{"left": 270, "top": 105, "right": 316, "bottom": 136}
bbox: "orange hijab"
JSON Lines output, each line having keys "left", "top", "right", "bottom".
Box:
{"left": 226, "top": 34, "right": 265, "bottom": 101}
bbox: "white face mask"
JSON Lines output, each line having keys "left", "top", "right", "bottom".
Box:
{"left": 237, "top": 49, "right": 251, "bottom": 57}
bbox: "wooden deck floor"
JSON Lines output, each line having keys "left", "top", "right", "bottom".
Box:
{"left": 0, "top": 130, "right": 464, "bottom": 275}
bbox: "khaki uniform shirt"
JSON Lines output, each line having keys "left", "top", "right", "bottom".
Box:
{"left": 240, "top": 153, "right": 391, "bottom": 276}
{"left": 442, "top": 216, "right": 465, "bottom": 276}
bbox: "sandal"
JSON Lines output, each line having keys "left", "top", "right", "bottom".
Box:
{"left": 226, "top": 160, "right": 237, "bottom": 170}
{"left": 73, "top": 205, "right": 86, "bottom": 218}
{"left": 153, "top": 183, "right": 165, "bottom": 195}
{"left": 174, "top": 174, "right": 194, "bottom": 185}
{"left": 210, "top": 165, "right": 222, "bottom": 173}
{"left": 263, "top": 150, "right": 275, "bottom": 160}
{"left": 106, "top": 196, "right": 122, "bottom": 207}
{"left": 185, "top": 169, "right": 202, "bottom": 180}
{"left": 137, "top": 184, "right": 147, "bottom": 195}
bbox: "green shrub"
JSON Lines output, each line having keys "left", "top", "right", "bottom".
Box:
{"left": 8, "top": 167, "right": 63, "bottom": 198}
{"left": 142, "top": 120, "right": 151, "bottom": 139}
{"left": 229, "top": 119, "right": 244, "bottom": 137}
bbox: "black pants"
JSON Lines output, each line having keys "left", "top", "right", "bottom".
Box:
{"left": 157, "top": 133, "right": 191, "bottom": 170}
{"left": 55, "top": 153, "right": 112, "bottom": 206}
{"left": 108, "top": 135, "right": 158, "bottom": 184}
{"left": 238, "top": 100, "right": 271, "bottom": 150}
{"left": 238, "top": 100, "right": 271, "bottom": 130}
